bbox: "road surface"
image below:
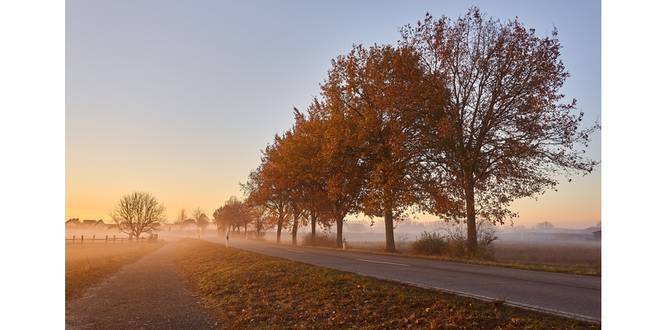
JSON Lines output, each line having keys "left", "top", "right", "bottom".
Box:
{"left": 66, "top": 243, "right": 216, "bottom": 329}
{"left": 212, "top": 238, "right": 600, "bottom": 322}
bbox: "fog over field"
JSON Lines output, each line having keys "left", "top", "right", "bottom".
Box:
{"left": 66, "top": 216, "right": 601, "bottom": 272}
{"left": 66, "top": 218, "right": 600, "bottom": 246}
{"left": 261, "top": 219, "right": 601, "bottom": 245}
{"left": 254, "top": 218, "right": 601, "bottom": 269}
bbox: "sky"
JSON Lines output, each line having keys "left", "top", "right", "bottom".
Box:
{"left": 66, "top": 0, "right": 601, "bottom": 229}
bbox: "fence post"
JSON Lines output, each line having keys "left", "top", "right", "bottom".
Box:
{"left": 81, "top": 235, "right": 84, "bottom": 245}
{"left": 105, "top": 235, "right": 108, "bottom": 244}
{"left": 113, "top": 235, "right": 116, "bottom": 243}
{"left": 73, "top": 235, "right": 76, "bottom": 244}
{"left": 92, "top": 235, "right": 95, "bottom": 243}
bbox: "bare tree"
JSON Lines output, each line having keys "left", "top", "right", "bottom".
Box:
{"left": 177, "top": 209, "right": 187, "bottom": 224}
{"left": 213, "top": 206, "right": 225, "bottom": 235}
{"left": 192, "top": 208, "right": 202, "bottom": 222}
{"left": 175, "top": 208, "right": 187, "bottom": 231}
{"left": 535, "top": 221, "right": 555, "bottom": 231}
{"left": 111, "top": 192, "right": 165, "bottom": 238}
{"left": 192, "top": 208, "right": 210, "bottom": 234}
{"left": 248, "top": 205, "right": 270, "bottom": 237}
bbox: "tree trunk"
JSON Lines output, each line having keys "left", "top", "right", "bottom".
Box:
{"left": 244, "top": 224, "right": 247, "bottom": 239}
{"left": 276, "top": 217, "right": 283, "bottom": 243}
{"left": 310, "top": 213, "right": 317, "bottom": 245}
{"left": 335, "top": 217, "right": 343, "bottom": 248}
{"left": 291, "top": 214, "right": 299, "bottom": 246}
{"left": 384, "top": 207, "right": 395, "bottom": 252}
{"left": 465, "top": 182, "right": 478, "bottom": 256}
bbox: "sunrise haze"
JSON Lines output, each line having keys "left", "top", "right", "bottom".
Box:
{"left": 66, "top": 0, "right": 600, "bottom": 229}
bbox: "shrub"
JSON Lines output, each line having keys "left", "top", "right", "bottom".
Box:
{"left": 412, "top": 231, "right": 447, "bottom": 255}
{"left": 476, "top": 227, "right": 497, "bottom": 259}
{"left": 301, "top": 233, "right": 336, "bottom": 247}
{"left": 438, "top": 220, "right": 498, "bottom": 259}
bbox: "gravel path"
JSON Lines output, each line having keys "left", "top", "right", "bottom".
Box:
{"left": 66, "top": 243, "right": 216, "bottom": 329}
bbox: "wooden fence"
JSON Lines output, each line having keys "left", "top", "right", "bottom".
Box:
{"left": 65, "top": 234, "right": 158, "bottom": 244}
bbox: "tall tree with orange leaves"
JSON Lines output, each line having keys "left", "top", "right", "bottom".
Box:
{"left": 274, "top": 127, "right": 308, "bottom": 246}
{"left": 242, "top": 144, "right": 290, "bottom": 243}
{"left": 400, "top": 8, "right": 598, "bottom": 255}
{"left": 288, "top": 105, "right": 334, "bottom": 245}
{"left": 313, "top": 92, "right": 369, "bottom": 248}
{"left": 320, "top": 44, "right": 434, "bottom": 252}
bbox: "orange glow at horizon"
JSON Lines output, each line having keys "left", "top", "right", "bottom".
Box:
{"left": 66, "top": 167, "right": 600, "bottom": 229}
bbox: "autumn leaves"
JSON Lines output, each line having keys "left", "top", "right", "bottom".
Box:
{"left": 241, "top": 8, "right": 596, "bottom": 255}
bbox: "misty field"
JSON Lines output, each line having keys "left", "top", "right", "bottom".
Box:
{"left": 492, "top": 242, "right": 600, "bottom": 273}
{"left": 301, "top": 238, "right": 600, "bottom": 276}
{"left": 66, "top": 242, "right": 164, "bottom": 300}
{"left": 174, "top": 239, "right": 597, "bottom": 329}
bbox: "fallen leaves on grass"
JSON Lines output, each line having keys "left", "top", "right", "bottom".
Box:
{"left": 174, "top": 239, "right": 598, "bottom": 329}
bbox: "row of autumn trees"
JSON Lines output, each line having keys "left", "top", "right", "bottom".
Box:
{"left": 171, "top": 198, "right": 271, "bottom": 238}
{"left": 241, "top": 9, "right": 597, "bottom": 255}
{"left": 212, "top": 196, "right": 270, "bottom": 237}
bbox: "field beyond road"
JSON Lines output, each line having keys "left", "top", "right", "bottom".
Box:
{"left": 175, "top": 239, "right": 597, "bottom": 329}
{"left": 66, "top": 241, "right": 164, "bottom": 300}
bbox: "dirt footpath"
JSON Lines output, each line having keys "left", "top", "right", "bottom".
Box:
{"left": 66, "top": 243, "right": 216, "bottom": 329}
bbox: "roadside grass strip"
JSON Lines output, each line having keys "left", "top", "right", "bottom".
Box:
{"left": 174, "top": 239, "right": 598, "bottom": 329}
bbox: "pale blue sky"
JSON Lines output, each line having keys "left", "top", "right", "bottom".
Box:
{"left": 66, "top": 0, "right": 600, "bottom": 228}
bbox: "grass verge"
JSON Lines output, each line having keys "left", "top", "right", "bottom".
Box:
{"left": 174, "top": 239, "right": 598, "bottom": 329}
{"left": 66, "top": 241, "right": 164, "bottom": 300}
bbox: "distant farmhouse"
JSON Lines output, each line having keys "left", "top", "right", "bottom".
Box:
{"left": 65, "top": 218, "right": 164, "bottom": 231}
{"left": 65, "top": 218, "right": 108, "bottom": 229}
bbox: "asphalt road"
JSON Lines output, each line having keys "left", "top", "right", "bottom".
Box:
{"left": 210, "top": 237, "right": 601, "bottom": 322}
